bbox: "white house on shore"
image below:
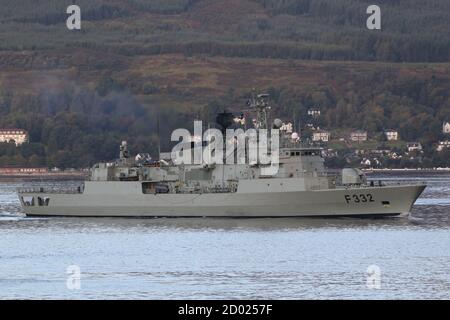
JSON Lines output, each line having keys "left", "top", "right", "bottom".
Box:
{"left": 385, "top": 129, "right": 399, "bottom": 141}
{"left": 312, "top": 130, "right": 330, "bottom": 142}
{"left": 407, "top": 142, "right": 423, "bottom": 152}
{"left": 307, "top": 109, "right": 321, "bottom": 117}
{"left": 443, "top": 122, "right": 450, "bottom": 134}
{"left": 280, "top": 122, "right": 293, "bottom": 133}
{"left": 350, "top": 130, "right": 368, "bottom": 142}
{"left": 436, "top": 141, "right": 450, "bottom": 152}
{"left": 0, "top": 129, "right": 29, "bottom": 146}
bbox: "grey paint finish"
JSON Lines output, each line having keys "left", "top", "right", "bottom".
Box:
{"left": 20, "top": 183, "right": 425, "bottom": 217}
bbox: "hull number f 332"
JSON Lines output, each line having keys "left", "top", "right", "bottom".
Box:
{"left": 345, "top": 194, "right": 375, "bottom": 204}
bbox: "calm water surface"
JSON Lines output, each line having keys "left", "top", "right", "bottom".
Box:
{"left": 0, "top": 173, "right": 449, "bottom": 299}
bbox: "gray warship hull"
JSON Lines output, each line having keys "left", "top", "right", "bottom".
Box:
{"left": 19, "top": 182, "right": 425, "bottom": 217}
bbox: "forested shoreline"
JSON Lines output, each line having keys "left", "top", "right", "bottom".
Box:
{"left": 0, "top": 1, "right": 449, "bottom": 168}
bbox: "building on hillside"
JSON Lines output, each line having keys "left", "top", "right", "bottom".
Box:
{"left": 436, "top": 140, "right": 450, "bottom": 152}
{"left": 370, "top": 149, "right": 390, "bottom": 156}
{"left": 0, "top": 129, "right": 28, "bottom": 146}
{"left": 406, "top": 142, "right": 423, "bottom": 152}
{"left": 233, "top": 116, "right": 246, "bottom": 126}
{"left": 307, "top": 109, "right": 321, "bottom": 117}
{"left": 280, "top": 122, "right": 293, "bottom": 133}
{"left": 312, "top": 130, "right": 330, "bottom": 142}
{"left": 443, "top": 122, "right": 450, "bottom": 134}
{"left": 321, "top": 149, "right": 338, "bottom": 158}
{"left": 0, "top": 167, "right": 48, "bottom": 175}
{"left": 361, "top": 158, "right": 380, "bottom": 167}
{"left": 385, "top": 129, "right": 399, "bottom": 141}
{"left": 350, "top": 130, "right": 368, "bottom": 142}
{"left": 389, "top": 152, "right": 401, "bottom": 159}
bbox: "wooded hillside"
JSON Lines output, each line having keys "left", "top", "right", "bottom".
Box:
{"left": 0, "top": 1, "right": 449, "bottom": 167}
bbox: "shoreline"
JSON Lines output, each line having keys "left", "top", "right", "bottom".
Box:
{"left": 0, "top": 172, "right": 87, "bottom": 181}
{"left": 363, "top": 168, "right": 450, "bottom": 173}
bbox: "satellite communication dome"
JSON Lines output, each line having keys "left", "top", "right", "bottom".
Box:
{"left": 273, "top": 118, "right": 283, "bottom": 129}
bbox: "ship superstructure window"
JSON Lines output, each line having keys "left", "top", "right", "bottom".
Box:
{"left": 21, "top": 196, "right": 34, "bottom": 206}
{"left": 142, "top": 182, "right": 156, "bottom": 194}
{"left": 142, "top": 182, "right": 170, "bottom": 194}
{"left": 155, "top": 184, "right": 170, "bottom": 194}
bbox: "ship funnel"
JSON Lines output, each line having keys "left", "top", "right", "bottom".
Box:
{"left": 216, "top": 111, "right": 234, "bottom": 133}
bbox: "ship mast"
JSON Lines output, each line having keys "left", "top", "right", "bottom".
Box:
{"left": 248, "top": 91, "right": 271, "bottom": 130}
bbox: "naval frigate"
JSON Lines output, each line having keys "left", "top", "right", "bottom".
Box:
{"left": 18, "top": 94, "right": 425, "bottom": 217}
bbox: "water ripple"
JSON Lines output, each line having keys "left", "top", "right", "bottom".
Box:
{"left": 0, "top": 174, "right": 449, "bottom": 299}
